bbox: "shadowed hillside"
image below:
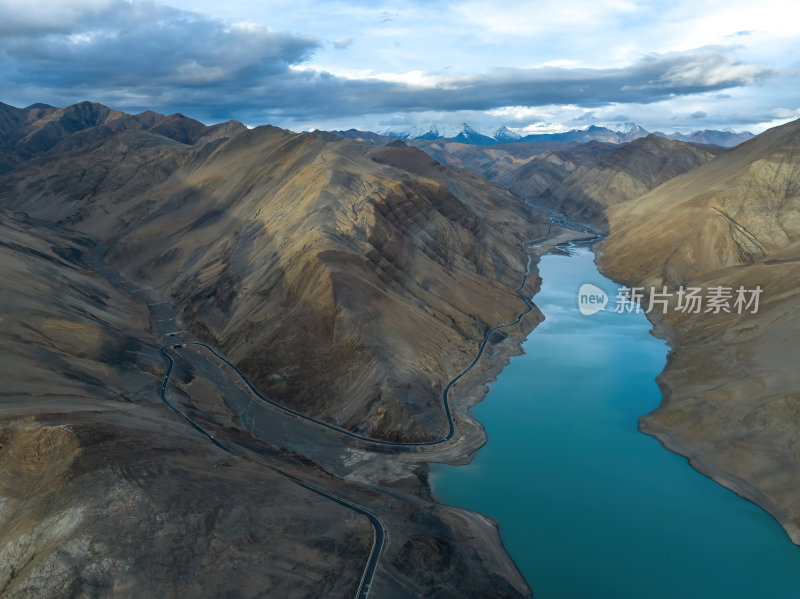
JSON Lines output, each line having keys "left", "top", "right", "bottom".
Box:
{"left": 0, "top": 114, "right": 543, "bottom": 443}
{"left": 502, "top": 134, "right": 723, "bottom": 228}
{"left": 0, "top": 101, "right": 245, "bottom": 169}
{"left": 495, "top": 140, "right": 616, "bottom": 204}
{"left": 0, "top": 102, "right": 538, "bottom": 597}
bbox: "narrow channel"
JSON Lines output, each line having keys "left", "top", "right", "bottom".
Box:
{"left": 432, "top": 243, "right": 800, "bottom": 598}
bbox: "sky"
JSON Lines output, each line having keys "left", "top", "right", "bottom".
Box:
{"left": 0, "top": 0, "right": 798, "bottom": 134}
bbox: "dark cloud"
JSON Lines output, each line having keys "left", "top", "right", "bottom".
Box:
{"left": 255, "top": 48, "right": 771, "bottom": 119}
{"left": 0, "top": 1, "right": 318, "bottom": 90}
{"left": 0, "top": 2, "right": 775, "bottom": 126}
{"left": 691, "top": 110, "right": 708, "bottom": 118}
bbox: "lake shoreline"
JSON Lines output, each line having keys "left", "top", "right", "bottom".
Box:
{"left": 431, "top": 242, "right": 800, "bottom": 598}
{"left": 593, "top": 243, "right": 800, "bottom": 546}
{"left": 424, "top": 225, "right": 592, "bottom": 467}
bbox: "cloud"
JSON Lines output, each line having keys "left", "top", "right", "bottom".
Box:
{"left": 0, "top": 1, "right": 778, "bottom": 128}
{"left": 270, "top": 48, "right": 772, "bottom": 119}
{"left": 453, "top": 0, "right": 641, "bottom": 38}
{"left": 0, "top": 0, "right": 116, "bottom": 36}
{"left": 0, "top": 0, "right": 318, "bottom": 90}
{"left": 376, "top": 10, "right": 397, "bottom": 25}
{"left": 333, "top": 37, "right": 354, "bottom": 50}
{"left": 691, "top": 110, "right": 707, "bottom": 118}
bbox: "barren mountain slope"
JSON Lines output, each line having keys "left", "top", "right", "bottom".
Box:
{"left": 0, "top": 210, "right": 376, "bottom": 598}
{"left": 333, "top": 129, "right": 584, "bottom": 182}
{"left": 1, "top": 123, "right": 544, "bottom": 443}
{"left": 495, "top": 140, "right": 616, "bottom": 202}
{"left": 0, "top": 209, "right": 159, "bottom": 407}
{"left": 0, "top": 106, "right": 537, "bottom": 597}
{"left": 597, "top": 118, "right": 800, "bottom": 542}
{"left": 546, "top": 134, "right": 723, "bottom": 227}
{"left": 602, "top": 119, "right": 800, "bottom": 284}
{"left": 0, "top": 101, "right": 245, "bottom": 165}
{"left": 405, "top": 138, "right": 581, "bottom": 181}
{"left": 0, "top": 212, "right": 531, "bottom": 597}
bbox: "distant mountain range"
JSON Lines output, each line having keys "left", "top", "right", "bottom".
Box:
{"left": 376, "top": 122, "right": 753, "bottom": 148}
{"left": 657, "top": 129, "right": 755, "bottom": 147}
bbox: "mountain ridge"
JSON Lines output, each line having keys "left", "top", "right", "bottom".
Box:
{"left": 0, "top": 102, "right": 546, "bottom": 444}
{"left": 0, "top": 100, "right": 538, "bottom": 597}
{"left": 0, "top": 100, "right": 247, "bottom": 168}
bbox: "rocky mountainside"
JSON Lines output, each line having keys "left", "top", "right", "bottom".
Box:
{"left": 660, "top": 129, "right": 754, "bottom": 147}
{"left": 0, "top": 119, "right": 543, "bottom": 443}
{"left": 518, "top": 124, "right": 649, "bottom": 144}
{"left": 504, "top": 135, "right": 723, "bottom": 228}
{"left": 0, "top": 102, "right": 542, "bottom": 597}
{"left": 334, "top": 128, "right": 396, "bottom": 145}
{"left": 495, "top": 140, "right": 616, "bottom": 202}
{"left": 597, "top": 118, "right": 800, "bottom": 543}
{"left": 602, "top": 120, "right": 800, "bottom": 283}
{"left": 335, "top": 128, "right": 583, "bottom": 181}
{"left": 0, "top": 208, "right": 379, "bottom": 597}
{"left": 407, "top": 138, "right": 581, "bottom": 181}
{"left": 0, "top": 101, "right": 245, "bottom": 171}
{"left": 336, "top": 130, "right": 732, "bottom": 207}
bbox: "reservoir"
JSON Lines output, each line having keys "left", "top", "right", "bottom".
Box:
{"left": 431, "top": 244, "right": 800, "bottom": 598}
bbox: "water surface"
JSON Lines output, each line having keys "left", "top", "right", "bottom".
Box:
{"left": 432, "top": 245, "right": 800, "bottom": 598}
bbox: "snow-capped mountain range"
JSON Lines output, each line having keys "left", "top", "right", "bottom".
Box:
{"left": 378, "top": 122, "right": 752, "bottom": 148}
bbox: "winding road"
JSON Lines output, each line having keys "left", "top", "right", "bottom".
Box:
{"left": 156, "top": 215, "right": 599, "bottom": 598}
{"left": 160, "top": 231, "right": 551, "bottom": 449}
{"left": 90, "top": 241, "right": 386, "bottom": 599}
{"left": 159, "top": 342, "right": 385, "bottom": 599}
{"left": 288, "top": 476, "right": 385, "bottom": 599}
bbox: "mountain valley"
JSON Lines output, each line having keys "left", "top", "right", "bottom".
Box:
{"left": 1, "top": 98, "right": 798, "bottom": 598}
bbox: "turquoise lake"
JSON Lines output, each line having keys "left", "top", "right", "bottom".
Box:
{"left": 431, "top": 244, "right": 800, "bottom": 598}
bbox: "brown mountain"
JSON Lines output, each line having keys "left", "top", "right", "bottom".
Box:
{"left": 540, "top": 134, "right": 724, "bottom": 227}
{"left": 0, "top": 102, "right": 541, "bottom": 597}
{"left": 494, "top": 140, "right": 616, "bottom": 202}
{"left": 661, "top": 129, "right": 754, "bottom": 147}
{"left": 405, "top": 138, "right": 581, "bottom": 181}
{"left": 333, "top": 129, "right": 581, "bottom": 182}
{"left": 0, "top": 207, "right": 380, "bottom": 597}
{"left": 0, "top": 100, "right": 246, "bottom": 166}
{"left": 0, "top": 121, "right": 543, "bottom": 443}
{"left": 597, "top": 118, "right": 800, "bottom": 542}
